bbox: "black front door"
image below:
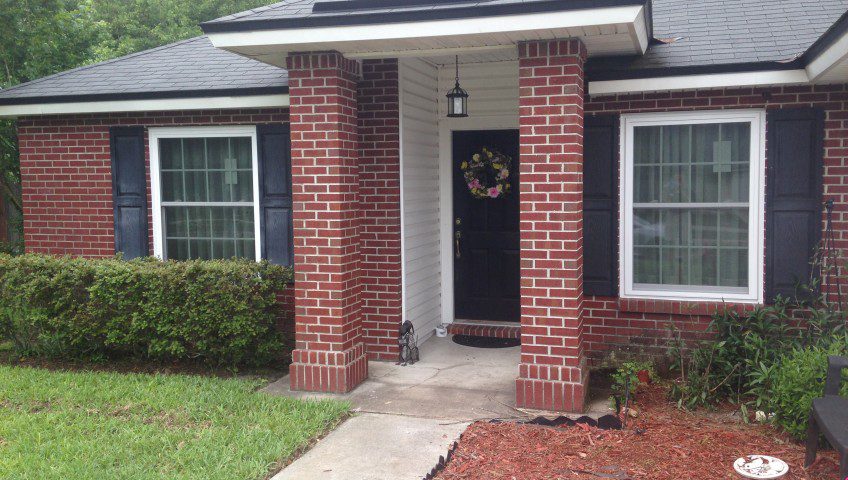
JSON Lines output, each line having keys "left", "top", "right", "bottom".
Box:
{"left": 453, "top": 130, "right": 520, "bottom": 322}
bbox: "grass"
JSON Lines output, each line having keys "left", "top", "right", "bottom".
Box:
{"left": 0, "top": 365, "right": 349, "bottom": 480}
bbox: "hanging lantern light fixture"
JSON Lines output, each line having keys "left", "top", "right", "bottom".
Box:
{"left": 446, "top": 55, "right": 468, "bottom": 118}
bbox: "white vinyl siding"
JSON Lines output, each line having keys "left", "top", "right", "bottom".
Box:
{"left": 400, "top": 58, "right": 442, "bottom": 338}
{"left": 620, "top": 110, "right": 765, "bottom": 303}
{"left": 438, "top": 61, "right": 518, "bottom": 120}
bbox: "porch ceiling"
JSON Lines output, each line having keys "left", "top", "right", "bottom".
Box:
{"left": 207, "top": 4, "right": 650, "bottom": 68}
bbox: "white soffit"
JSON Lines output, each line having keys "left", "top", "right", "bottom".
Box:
{"left": 807, "top": 25, "right": 848, "bottom": 84}
{"left": 588, "top": 69, "right": 811, "bottom": 96}
{"left": 209, "top": 5, "right": 649, "bottom": 68}
{"left": 0, "top": 94, "right": 290, "bottom": 118}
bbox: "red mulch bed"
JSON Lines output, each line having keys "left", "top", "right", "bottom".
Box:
{"left": 436, "top": 385, "right": 842, "bottom": 479}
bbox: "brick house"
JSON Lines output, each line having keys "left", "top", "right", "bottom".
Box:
{"left": 1, "top": 0, "right": 847, "bottom": 412}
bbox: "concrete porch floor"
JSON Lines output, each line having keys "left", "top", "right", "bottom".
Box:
{"left": 265, "top": 336, "right": 611, "bottom": 479}
{"left": 266, "top": 335, "right": 522, "bottom": 421}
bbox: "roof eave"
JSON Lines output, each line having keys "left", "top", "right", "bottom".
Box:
{"left": 0, "top": 87, "right": 290, "bottom": 118}
{"left": 803, "top": 10, "right": 848, "bottom": 83}
{"left": 200, "top": 0, "right": 649, "bottom": 34}
{"left": 206, "top": 3, "right": 651, "bottom": 68}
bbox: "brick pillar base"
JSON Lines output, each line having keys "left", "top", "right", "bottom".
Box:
{"left": 287, "top": 51, "right": 368, "bottom": 393}
{"left": 516, "top": 39, "right": 589, "bottom": 412}
{"left": 289, "top": 344, "right": 368, "bottom": 393}
{"left": 516, "top": 364, "right": 588, "bottom": 412}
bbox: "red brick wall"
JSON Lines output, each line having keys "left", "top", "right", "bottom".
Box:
{"left": 357, "top": 59, "right": 403, "bottom": 361}
{"left": 516, "top": 39, "right": 589, "bottom": 412}
{"left": 16, "top": 74, "right": 848, "bottom": 382}
{"left": 17, "top": 109, "right": 289, "bottom": 257}
{"left": 582, "top": 84, "right": 848, "bottom": 365}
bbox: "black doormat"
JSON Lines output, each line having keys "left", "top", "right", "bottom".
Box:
{"left": 452, "top": 334, "right": 520, "bottom": 348}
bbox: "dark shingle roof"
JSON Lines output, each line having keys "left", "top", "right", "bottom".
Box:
{"left": 589, "top": 0, "right": 848, "bottom": 78}
{"left": 0, "top": 0, "right": 846, "bottom": 107}
{"left": 0, "top": 36, "right": 288, "bottom": 105}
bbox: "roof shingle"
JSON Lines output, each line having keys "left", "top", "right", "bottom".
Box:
{"left": 0, "top": 36, "right": 287, "bottom": 105}
{"left": 0, "top": 0, "right": 846, "bottom": 106}
{"left": 633, "top": 0, "right": 847, "bottom": 69}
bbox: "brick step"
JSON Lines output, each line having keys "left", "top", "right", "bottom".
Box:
{"left": 447, "top": 322, "right": 521, "bottom": 339}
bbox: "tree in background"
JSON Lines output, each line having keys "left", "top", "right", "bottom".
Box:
{"left": 0, "top": 0, "right": 269, "bottom": 252}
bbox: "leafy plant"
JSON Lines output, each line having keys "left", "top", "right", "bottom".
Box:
{"left": 668, "top": 243, "right": 848, "bottom": 435}
{"left": 768, "top": 341, "right": 848, "bottom": 439}
{"left": 0, "top": 254, "right": 293, "bottom": 367}
{"left": 669, "top": 301, "right": 797, "bottom": 410}
{"left": 610, "top": 361, "right": 655, "bottom": 404}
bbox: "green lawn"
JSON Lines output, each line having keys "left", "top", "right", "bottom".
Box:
{"left": 0, "top": 366, "right": 348, "bottom": 480}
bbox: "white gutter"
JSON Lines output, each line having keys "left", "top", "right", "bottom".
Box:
{"left": 0, "top": 93, "right": 290, "bottom": 118}
{"left": 588, "top": 69, "right": 810, "bottom": 96}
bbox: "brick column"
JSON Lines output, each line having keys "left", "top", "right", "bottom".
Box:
{"left": 357, "top": 59, "right": 403, "bottom": 361}
{"left": 516, "top": 39, "right": 589, "bottom": 412}
{"left": 287, "top": 52, "right": 368, "bottom": 393}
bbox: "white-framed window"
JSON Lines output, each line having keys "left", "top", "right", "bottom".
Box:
{"left": 149, "top": 126, "right": 261, "bottom": 261}
{"left": 620, "top": 110, "right": 765, "bottom": 303}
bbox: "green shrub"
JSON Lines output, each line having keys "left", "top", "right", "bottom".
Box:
{"left": 0, "top": 254, "right": 293, "bottom": 367}
{"left": 768, "top": 342, "right": 848, "bottom": 439}
{"left": 669, "top": 303, "right": 796, "bottom": 410}
{"left": 669, "top": 295, "right": 847, "bottom": 412}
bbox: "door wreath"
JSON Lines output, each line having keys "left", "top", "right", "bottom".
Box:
{"left": 461, "top": 147, "right": 512, "bottom": 199}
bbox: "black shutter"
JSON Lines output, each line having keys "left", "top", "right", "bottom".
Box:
{"left": 765, "top": 108, "right": 824, "bottom": 302}
{"left": 583, "top": 114, "right": 619, "bottom": 296}
{"left": 109, "top": 126, "right": 148, "bottom": 259}
{"left": 257, "top": 124, "right": 293, "bottom": 266}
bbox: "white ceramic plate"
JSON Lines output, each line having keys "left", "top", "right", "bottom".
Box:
{"left": 733, "top": 455, "right": 789, "bottom": 479}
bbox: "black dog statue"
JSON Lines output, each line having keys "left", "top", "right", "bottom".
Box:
{"left": 397, "top": 320, "right": 420, "bottom": 366}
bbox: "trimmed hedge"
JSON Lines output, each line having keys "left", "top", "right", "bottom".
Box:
{"left": 0, "top": 254, "right": 293, "bottom": 367}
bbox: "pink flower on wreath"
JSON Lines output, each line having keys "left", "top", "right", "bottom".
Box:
{"left": 488, "top": 187, "right": 500, "bottom": 198}
{"left": 468, "top": 179, "right": 482, "bottom": 189}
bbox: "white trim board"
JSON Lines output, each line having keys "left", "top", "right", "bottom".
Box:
{"left": 588, "top": 70, "right": 810, "bottom": 96}
{"left": 0, "top": 94, "right": 290, "bottom": 118}
{"left": 148, "top": 125, "right": 262, "bottom": 262}
{"left": 618, "top": 109, "right": 766, "bottom": 304}
{"left": 398, "top": 60, "right": 408, "bottom": 327}
{"left": 209, "top": 5, "right": 647, "bottom": 62}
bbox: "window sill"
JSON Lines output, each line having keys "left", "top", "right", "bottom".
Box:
{"left": 617, "top": 297, "right": 761, "bottom": 316}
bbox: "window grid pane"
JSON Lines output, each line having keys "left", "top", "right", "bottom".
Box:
{"left": 159, "top": 137, "right": 254, "bottom": 203}
{"left": 163, "top": 206, "right": 255, "bottom": 261}
{"left": 631, "top": 121, "right": 752, "bottom": 291}
{"left": 158, "top": 135, "right": 255, "bottom": 261}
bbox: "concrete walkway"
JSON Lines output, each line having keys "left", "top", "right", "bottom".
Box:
{"left": 266, "top": 336, "right": 524, "bottom": 480}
